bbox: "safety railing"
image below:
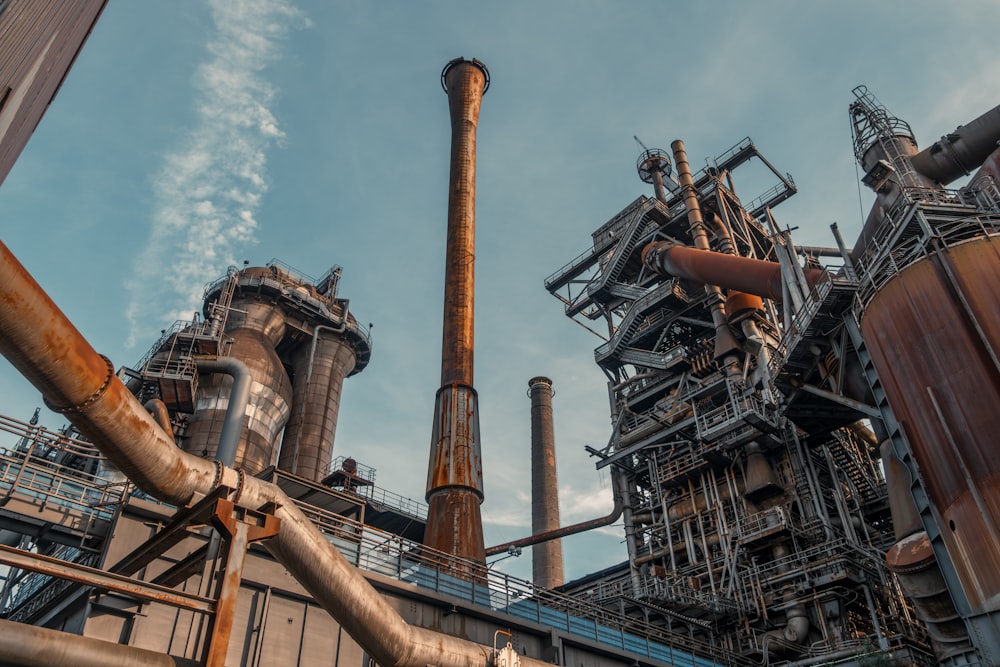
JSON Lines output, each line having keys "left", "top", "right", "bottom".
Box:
{"left": 2, "top": 545, "right": 101, "bottom": 621}
{"left": 0, "top": 414, "right": 127, "bottom": 523}
{"left": 291, "top": 495, "right": 739, "bottom": 667}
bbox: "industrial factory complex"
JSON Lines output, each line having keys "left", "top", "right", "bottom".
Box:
{"left": 2, "top": 3, "right": 1000, "bottom": 666}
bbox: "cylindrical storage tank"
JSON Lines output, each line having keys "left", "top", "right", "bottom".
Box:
{"left": 528, "top": 376, "right": 564, "bottom": 589}
{"left": 861, "top": 234, "right": 1000, "bottom": 613}
{"left": 279, "top": 324, "right": 358, "bottom": 481}
{"left": 186, "top": 288, "right": 292, "bottom": 475}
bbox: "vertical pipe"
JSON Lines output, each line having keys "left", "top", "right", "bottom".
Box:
{"left": 424, "top": 58, "right": 489, "bottom": 564}
{"left": 528, "top": 377, "right": 564, "bottom": 589}
{"left": 279, "top": 322, "right": 356, "bottom": 481}
{"left": 185, "top": 294, "right": 292, "bottom": 474}
{"left": 670, "top": 140, "right": 741, "bottom": 367}
{"left": 193, "top": 356, "right": 252, "bottom": 468}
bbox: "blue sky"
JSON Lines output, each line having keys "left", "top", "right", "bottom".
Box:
{"left": 1, "top": 1, "right": 998, "bottom": 582}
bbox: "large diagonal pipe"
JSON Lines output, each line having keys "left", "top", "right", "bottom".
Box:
{"left": 0, "top": 240, "right": 549, "bottom": 667}
{"left": 641, "top": 241, "right": 825, "bottom": 303}
{"left": 909, "top": 103, "right": 1000, "bottom": 185}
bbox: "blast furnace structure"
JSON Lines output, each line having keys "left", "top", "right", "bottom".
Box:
{"left": 0, "top": 15, "right": 999, "bottom": 666}
{"left": 547, "top": 87, "right": 1000, "bottom": 664}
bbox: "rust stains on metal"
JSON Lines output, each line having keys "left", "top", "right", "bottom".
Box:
{"left": 642, "top": 241, "right": 825, "bottom": 303}
{"left": 862, "top": 235, "right": 1000, "bottom": 613}
{"left": 204, "top": 500, "right": 280, "bottom": 667}
{"left": 424, "top": 58, "right": 490, "bottom": 565}
{"left": 886, "top": 531, "right": 973, "bottom": 657}
{"left": 0, "top": 240, "right": 557, "bottom": 667}
{"left": 439, "top": 57, "right": 487, "bottom": 388}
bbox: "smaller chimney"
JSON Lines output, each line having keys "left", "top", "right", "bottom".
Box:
{"left": 529, "top": 376, "right": 564, "bottom": 589}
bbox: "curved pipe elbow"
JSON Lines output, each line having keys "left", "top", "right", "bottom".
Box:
{"left": 783, "top": 611, "right": 809, "bottom": 643}
{"left": 484, "top": 472, "right": 624, "bottom": 556}
{"left": 143, "top": 398, "right": 175, "bottom": 444}
{"left": 193, "top": 355, "right": 253, "bottom": 467}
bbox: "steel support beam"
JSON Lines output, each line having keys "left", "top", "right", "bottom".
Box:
{"left": 0, "top": 543, "right": 214, "bottom": 613}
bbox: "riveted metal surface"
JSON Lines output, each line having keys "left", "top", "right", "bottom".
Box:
{"left": 862, "top": 235, "right": 1000, "bottom": 612}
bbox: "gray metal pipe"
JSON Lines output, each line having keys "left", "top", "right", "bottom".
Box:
{"left": 0, "top": 618, "right": 200, "bottom": 667}
{"left": 192, "top": 355, "right": 252, "bottom": 467}
{"left": 0, "top": 240, "right": 551, "bottom": 667}
{"left": 910, "top": 103, "right": 1000, "bottom": 185}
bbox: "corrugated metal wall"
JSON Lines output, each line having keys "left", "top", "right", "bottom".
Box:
{"left": 0, "top": 0, "right": 107, "bottom": 185}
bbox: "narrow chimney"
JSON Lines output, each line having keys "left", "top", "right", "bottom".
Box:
{"left": 424, "top": 58, "right": 489, "bottom": 563}
{"left": 529, "top": 376, "right": 564, "bottom": 589}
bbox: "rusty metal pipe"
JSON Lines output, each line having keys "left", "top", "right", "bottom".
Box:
{"left": 144, "top": 398, "right": 175, "bottom": 444}
{"left": 642, "top": 241, "right": 825, "bottom": 303}
{"left": 278, "top": 322, "right": 353, "bottom": 480}
{"left": 0, "top": 618, "right": 200, "bottom": 667}
{"left": 670, "top": 140, "right": 741, "bottom": 364}
{"left": 703, "top": 210, "right": 735, "bottom": 255}
{"left": 193, "top": 355, "right": 252, "bottom": 467}
{"left": 0, "top": 240, "right": 553, "bottom": 667}
{"left": 425, "top": 58, "right": 490, "bottom": 564}
{"left": 485, "top": 471, "right": 623, "bottom": 556}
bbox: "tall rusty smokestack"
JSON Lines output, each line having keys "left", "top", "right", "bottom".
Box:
{"left": 424, "top": 58, "right": 489, "bottom": 563}
{"left": 529, "top": 376, "right": 564, "bottom": 589}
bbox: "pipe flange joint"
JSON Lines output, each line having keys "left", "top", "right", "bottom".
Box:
{"left": 233, "top": 468, "right": 246, "bottom": 504}
{"left": 211, "top": 460, "right": 225, "bottom": 491}
{"left": 641, "top": 240, "right": 676, "bottom": 273}
{"left": 44, "top": 354, "right": 115, "bottom": 415}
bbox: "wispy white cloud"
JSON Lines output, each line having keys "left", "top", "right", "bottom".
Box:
{"left": 124, "top": 0, "right": 309, "bottom": 347}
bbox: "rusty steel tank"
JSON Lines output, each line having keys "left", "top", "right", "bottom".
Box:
{"left": 861, "top": 234, "right": 1000, "bottom": 614}
{"left": 186, "top": 267, "right": 293, "bottom": 474}
{"left": 424, "top": 57, "right": 489, "bottom": 564}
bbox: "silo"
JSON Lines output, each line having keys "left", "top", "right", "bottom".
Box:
{"left": 861, "top": 235, "right": 1000, "bottom": 613}
{"left": 279, "top": 314, "right": 362, "bottom": 481}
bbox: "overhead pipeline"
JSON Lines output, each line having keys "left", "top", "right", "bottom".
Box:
{"left": 0, "top": 239, "right": 553, "bottom": 667}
